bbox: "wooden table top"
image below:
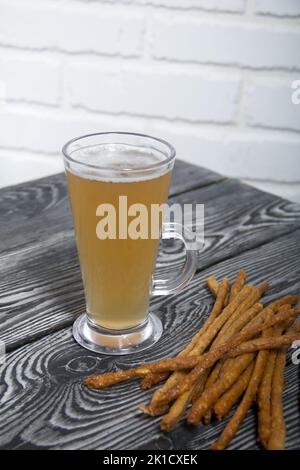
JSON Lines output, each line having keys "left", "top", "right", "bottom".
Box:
{"left": 0, "top": 160, "right": 299, "bottom": 450}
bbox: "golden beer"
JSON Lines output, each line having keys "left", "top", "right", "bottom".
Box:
{"left": 66, "top": 149, "right": 171, "bottom": 330}
{"left": 63, "top": 132, "right": 196, "bottom": 355}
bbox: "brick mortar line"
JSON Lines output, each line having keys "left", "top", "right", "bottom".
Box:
{"left": 1, "top": 100, "right": 300, "bottom": 139}
{"left": 1, "top": 44, "right": 299, "bottom": 78}
{"left": 13, "top": 0, "right": 300, "bottom": 23}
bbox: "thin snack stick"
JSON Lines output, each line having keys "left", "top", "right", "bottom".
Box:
{"left": 140, "top": 372, "right": 169, "bottom": 390}
{"left": 161, "top": 307, "right": 295, "bottom": 405}
{"left": 206, "top": 276, "right": 219, "bottom": 298}
{"left": 140, "top": 277, "right": 230, "bottom": 390}
{"left": 159, "top": 371, "right": 209, "bottom": 432}
{"left": 200, "top": 302, "right": 262, "bottom": 423}
{"left": 85, "top": 307, "right": 296, "bottom": 391}
{"left": 202, "top": 362, "right": 222, "bottom": 395}
{"left": 271, "top": 295, "right": 299, "bottom": 310}
{"left": 191, "top": 369, "right": 211, "bottom": 402}
{"left": 204, "top": 277, "right": 230, "bottom": 325}
{"left": 237, "top": 302, "right": 293, "bottom": 333}
{"left": 211, "top": 311, "right": 274, "bottom": 450}
{"left": 214, "top": 362, "right": 255, "bottom": 421}
{"left": 220, "top": 281, "right": 269, "bottom": 337}
{"left": 267, "top": 349, "right": 287, "bottom": 450}
{"left": 159, "top": 291, "right": 287, "bottom": 429}
{"left": 162, "top": 301, "right": 262, "bottom": 426}
{"left": 206, "top": 276, "right": 230, "bottom": 306}
{"left": 217, "top": 283, "right": 269, "bottom": 340}
{"left": 203, "top": 410, "right": 213, "bottom": 426}
{"left": 187, "top": 353, "right": 255, "bottom": 425}
{"left": 147, "top": 283, "right": 255, "bottom": 414}
{"left": 205, "top": 303, "right": 262, "bottom": 395}
{"left": 219, "top": 305, "right": 289, "bottom": 377}
{"left": 212, "top": 303, "right": 263, "bottom": 348}
{"left": 188, "top": 285, "right": 262, "bottom": 357}
{"left": 159, "top": 390, "right": 195, "bottom": 431}
{"left": 225, "top": 333, "right": 300, "bottom": 357}
{"left": 266, "top": 323, "right": 293, "bottom": 450}
{"left": 160, "top": 312, "right": 291, "bottom": 416}
{"left": 164, "top": 307, "right": 291, "bottom": 401}
{"left": 256, "top": 323, "right": 285, "bottom": 448}
{"left": 85, "top": 357, "right": 199, "bottom": 389}
{"left": 200, "top": 362, "right": 223, "bottom": 424}
{"left": 198, "top": 295, "right": 254, "bottom": 416}
{"left": 216, "top": 293, "right": 298, "bottom": 351}
{"left": 145, "top": 277, "right": 231, "bottom": 412}
{"left": 159, "top": 278, "right": 246, "bottom": 425}
{"left": 211, "top": 350, "right": 269, "bottom": 450}
{"left": 257, "top": 349, "right": 277, "bottom": 448}
{"left": 229, "top": 271, "right": 248, "bottom": 303}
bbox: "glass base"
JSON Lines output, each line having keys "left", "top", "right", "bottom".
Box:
{"left": 72, "top": 313, "right": 163, "bottom": 355}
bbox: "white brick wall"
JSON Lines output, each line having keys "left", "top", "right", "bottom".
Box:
{"left": 0, "top": 0, "right": 299, "bottom": 203}
{"left": 246, "top": 79, "right": 300, "bottom": 132}
{"left": 255, "top": 0, "right": 300, "bottom": 17}
{"left": 0, "top": 2, "right": 144, "bottom": 56}
{"left": 0, "top": 54, "right": 61, "bottom": 106}
{"left": 67, "top": 63, "right": 240, "bottom": 122}
{"left": 152, "top": 18, "right": 300, "bottom": 70}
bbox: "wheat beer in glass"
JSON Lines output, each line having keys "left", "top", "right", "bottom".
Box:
{"left": 63, "top": 132, "right": 197, "bottom": 354}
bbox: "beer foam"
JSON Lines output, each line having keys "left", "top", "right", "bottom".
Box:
{"left": 67, "top": 144, "right": 171, "bottom": 182}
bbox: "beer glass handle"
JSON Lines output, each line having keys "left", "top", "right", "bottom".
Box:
{"left": 152, "top": 222, "right": 197, "bottom": 296}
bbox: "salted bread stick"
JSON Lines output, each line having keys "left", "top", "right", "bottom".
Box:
{"left": 205, "top": 277, "right": 230, "bottom": 326}
{"left": 211, "top": 311, "right": 273, "bottom": 450}
{"left": 145, "top": 278, "right": 230, "bottom": 414}
{"left": 201, "top": 301, "right": 261, "bottom": 423}
{"left": 211, "top": 349, "right": 269, "bottom": 450}
{"left": 140, "top": 277, "right": 230, "bottom": 391}
{"left": 159, "top": 276, "right": 251, "bottom": 425}
{"left": 214, "top": 362, "right": 255, "bottom": 421}
{"left": 159, "top": 371, "right": 209, "bottom": 432}
{"left": 206, "top": 276, "right": 219, "bottom": 298}
{"left": 162, "top": 307, "right": 294, "bottom": 405}
{"left": 229, "top": 271, "right": 248, "bottom": 303}
{"left": 226, "top": 333, "right": 300, "bottom": 357}
{"left": 213, "top": 303, "right": 263, "bottom": 348}
{"left": 257, "top": 325, "right": 286, "bottom": 448}
{"left": 85, "top": 356, "right": 199, "bottom": 389}
{"left": 257, "top": 349, "right": 277, "bottom": 448}
{"left": 267, "top": 349, "right": 287, "bottom": 450}
{"left": 187, "top": 353, "right": 255, "bottom": 425}
{"left": 165, "top": 302, "right": 262, "bottom": 426}
{"left": 206, "top": 275, "right": 231, "bottom": 306}
{"left": 267, "top": 323, "right": 299, "bottom": 449}
{"left": 199, "top": 363, "right": 222, "bottom": 424}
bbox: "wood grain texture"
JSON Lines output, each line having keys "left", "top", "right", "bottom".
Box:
{"left": 0, "top": 229, "right": 299, "bottom": 450}
{"left": 157, "top": 178, "right": 300, "bottom": 275}
{"left": 168, "top": 159, "right": 226, "bottom": 197}
{"left": 1, "top": 175, "right": 300, "bottom": 351}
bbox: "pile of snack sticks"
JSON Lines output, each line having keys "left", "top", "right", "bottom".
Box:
{"left": 85, "top": 271, "right": 300, "bottom": 450}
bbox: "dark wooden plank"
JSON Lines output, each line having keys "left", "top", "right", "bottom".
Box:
{"left": 0, "top": 160, "right": 222, "bottom": 256}
{"left": 169, "top": 159, "right": 225, "bottom": 196}
{"left": 1, "top": 176, "right": 300, "bottom": 351}
{"left": 157, "top": 178, "right": 300, "bottom": 274}
{"left": 0, "top": 229, "right": 299, "bottom": 450}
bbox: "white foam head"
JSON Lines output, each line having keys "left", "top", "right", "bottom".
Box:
{"left": 66, "top": 143, "right": 171, "bottom": 182}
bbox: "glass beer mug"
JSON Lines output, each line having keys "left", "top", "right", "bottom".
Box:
{"left": 63, "top": 132, "right": 197, "bottom": 355}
